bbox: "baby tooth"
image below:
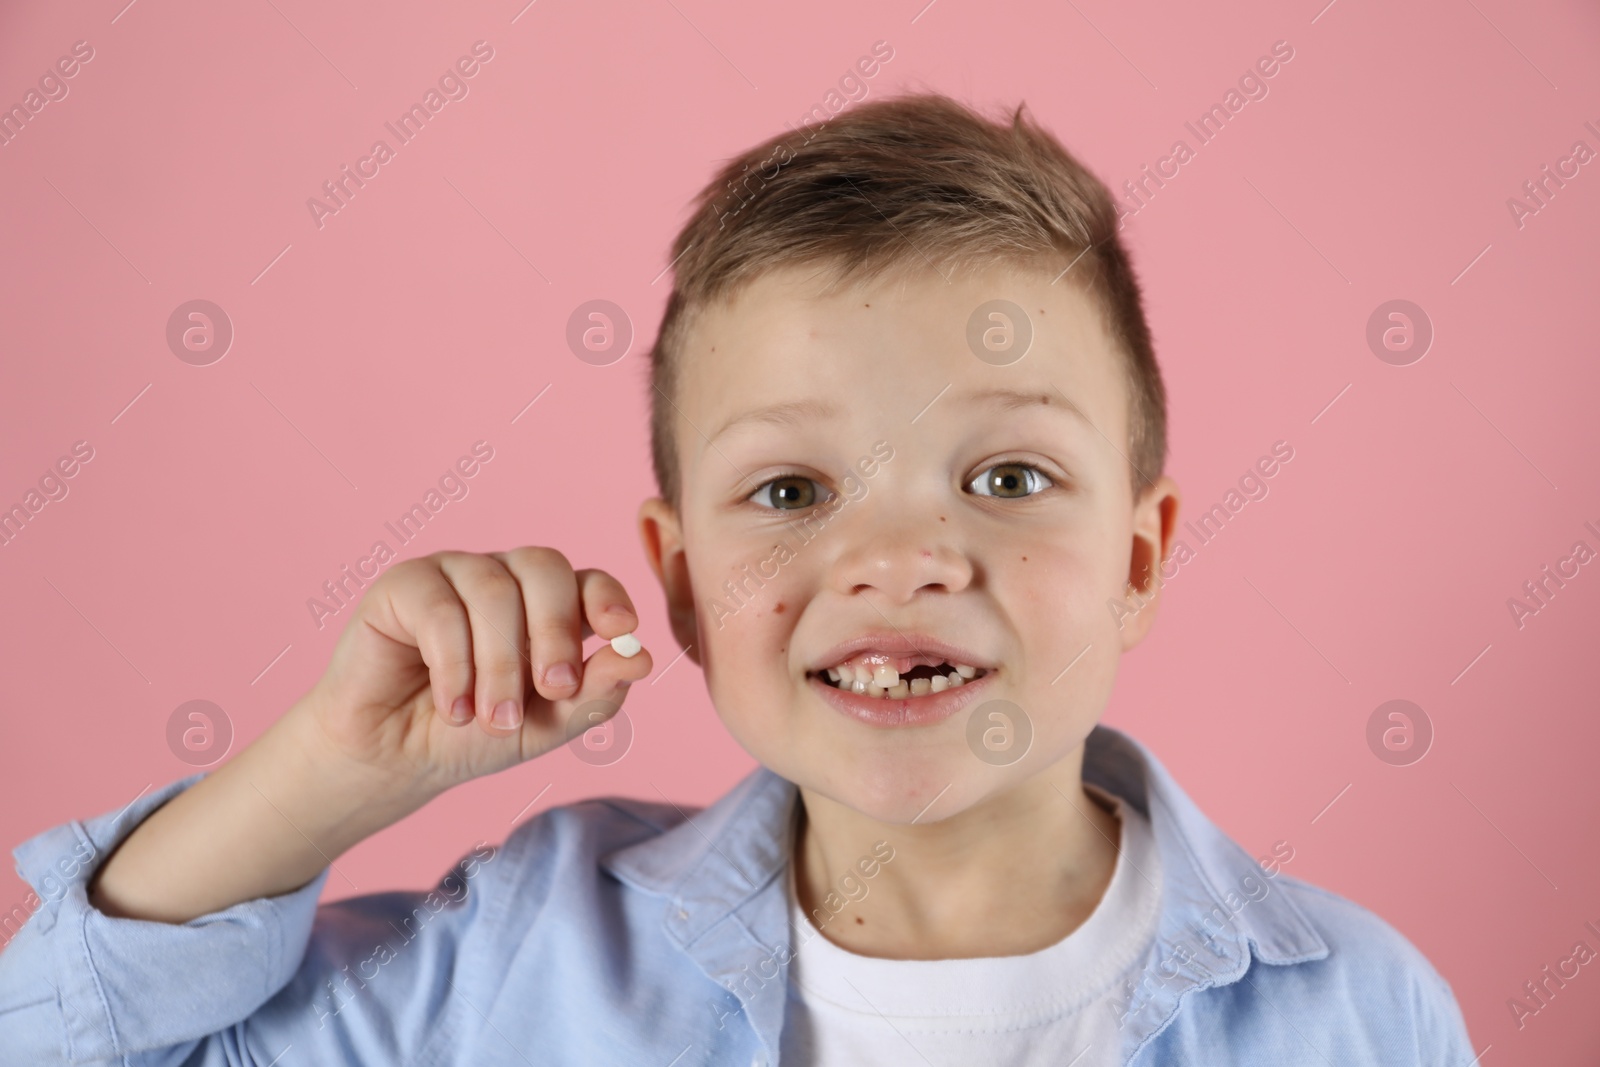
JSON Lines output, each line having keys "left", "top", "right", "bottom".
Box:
{"left": 866, "top": 683, "right": 885, "bottom": 697}
{"left": 886, "top": 682, "right": 910, "bottom": 699}
{"left": 851, "top": 678, "right": 869, "bottom": 694}
{"left": 610, "top": 632, "right": 643, "bottom": 658}
{"left": 955, "top": 664, "right": 977, "bottom": 679}
{"left": 946, "top": 671, "right": 965, "bottom": 687}
{"left": 873, "top": 665, "right": 899, "bottom": 688}
{"left": 909, "top": 677, "right": 931, "bottom": 696}
{"left": 826, "top": 666, "right": 841, "bottom": 682}
{"left": 929, "top": 674, "right": 949, "bottom": 693}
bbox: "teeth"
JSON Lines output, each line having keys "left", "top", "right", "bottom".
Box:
{"left": 818, "top": 658, "right": 988, "bottom": 696}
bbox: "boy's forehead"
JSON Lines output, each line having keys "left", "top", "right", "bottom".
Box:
{"left": 677, "top": 261, "right": 1128, "bottom": 460}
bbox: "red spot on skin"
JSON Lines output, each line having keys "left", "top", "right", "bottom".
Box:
{"left": 855, "top": 916, "right": 864, "bottom": 924}
{"left": 774, "top": 602, "right": 786, "bottom": 614}
{"left": 939, "top": 516, "right": 946, "bottom": 522}
{"left": 1022, "top": 556, "right": 1028, "bottom": 561}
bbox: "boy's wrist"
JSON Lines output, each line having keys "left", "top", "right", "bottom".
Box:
{"left": 268, "top": 697, "right": 440, "bottom": 857}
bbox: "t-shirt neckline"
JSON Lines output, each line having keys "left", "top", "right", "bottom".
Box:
{"left": 782, "top": 783, "right": 1163, "bottom": 1022}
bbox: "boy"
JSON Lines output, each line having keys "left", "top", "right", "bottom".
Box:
{"left": 0, "top": 92, "right": 1473, "bottom": 1065}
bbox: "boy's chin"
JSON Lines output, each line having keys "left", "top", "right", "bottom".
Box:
{"left": 787, "top": 749, "right": 1022, "bottom": 826}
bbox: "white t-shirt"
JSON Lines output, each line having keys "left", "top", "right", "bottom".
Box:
{"left": 778, "top": 786, "right": 1161, "bottom": 1067}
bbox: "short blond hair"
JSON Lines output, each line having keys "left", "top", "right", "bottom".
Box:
{"left": 646, "top": 91, "right": 1166, "bottom": 511}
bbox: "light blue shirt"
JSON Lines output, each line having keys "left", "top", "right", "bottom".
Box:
{"left": 0, "top": 725, "right": 1475, "bottom": 1065}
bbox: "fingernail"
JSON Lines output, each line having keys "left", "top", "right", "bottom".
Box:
{"left": 492, "top": 700, "right": 521, "bottom": 729}
{"left": 605, "top": 604, "right": 636, "bottom": 617}
{"left": 450, "top": 696, "right": 473, "bottom": 723}
{"left": 544, "top": 662, "right": 578, "bottom": 688}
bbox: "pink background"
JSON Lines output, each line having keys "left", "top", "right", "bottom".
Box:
{"left": 3, "top": 0, "right": 1598, "bottom": 1059}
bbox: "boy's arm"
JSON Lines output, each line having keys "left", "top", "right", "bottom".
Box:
{"left": 0, "top": 748, "right": 515, "bottom": 1065}
{"left": 0, "top": 765, "right": 328, "bottom": 1064}
{"left": 0, "top": 548, "right": 645, "bottom": 1064}
{"left": 83, "top": 699, "right": 431, "bottom": 926}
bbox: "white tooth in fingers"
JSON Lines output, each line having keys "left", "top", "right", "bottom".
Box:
{"left": 887, "top": 682, "right": 909, "bottom": 699}
{"left": 610, "top": 632, "right": 643, "bottom": 657}
{"left": 909, "top": 677, "right": 931, "bottom": 696}
{"left": 866, "top": 683, "right": 884, "bottom": 697}
{"left": 947, "top": 671, "right": 965, "bottom": 686}
{"left": 873, "top": 665, "right": 899, "bottom": 688}
{"left": 955, "top": 664, "right": 977, "bottom": 678}
{"left": 930, "top": 674, "right": 949, "bottom": 693}
{"left": 826, "top": 666, "right": 841, "bottom": 682}
{"left": 851, "top": 678, "right": 869, "bottom": 694}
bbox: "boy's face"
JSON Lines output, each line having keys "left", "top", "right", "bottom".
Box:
{"left": 639, "top": 262, "right": 1178, "bottom": 824}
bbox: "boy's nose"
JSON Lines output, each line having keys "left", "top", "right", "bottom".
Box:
{"left": 829, "top": 529, "right": 973, "bottom": 604}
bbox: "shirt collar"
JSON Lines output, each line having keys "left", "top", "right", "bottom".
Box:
{"left": 601, "top": 724, "right": 1329, "bottom": 1053}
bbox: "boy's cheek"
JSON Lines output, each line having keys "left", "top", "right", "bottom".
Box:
{"left": 693, "top": 548, "right": 812, "bottom": 661}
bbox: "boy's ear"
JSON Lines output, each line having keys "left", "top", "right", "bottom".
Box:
{"left": 1119, "top": 474, "right": 1181, "bottom": 650}
{"left": 637, "top": 497, "right": 702, "bottom": 666}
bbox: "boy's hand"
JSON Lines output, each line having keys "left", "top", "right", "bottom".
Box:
{"left": 294, "top": 548, "right": 654, "bottom": 800}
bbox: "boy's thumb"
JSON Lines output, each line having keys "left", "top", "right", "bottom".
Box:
{"left": 551, "top": 646, "right": 642, "bottom": 746}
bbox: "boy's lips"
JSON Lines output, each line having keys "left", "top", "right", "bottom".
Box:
{"left": 808, "top": 632, "right": 995, "bottom": 674}
{"left": 805, "top": 631, "right": 996, "bottom": 718}
{"left": 808, "top": 664, "right": 996, "bottom": 728}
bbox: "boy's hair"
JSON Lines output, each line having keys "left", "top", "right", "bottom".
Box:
{"left": 646, "top": 90, "right": 1166, "bottom": 513}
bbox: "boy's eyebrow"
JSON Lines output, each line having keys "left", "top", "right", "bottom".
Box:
{"left": 708, "top": 387, "right": 1091, "bottom": 443}
{"left": 710, "top": 398, "right": 839, "bottom": 443}
{"left": 967, "top": 386, "right": 1093, "bottom": 426}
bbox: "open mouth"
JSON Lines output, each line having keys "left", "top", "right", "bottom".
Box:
{"left": 808, "top": 656, "right": 990, "bottom": 700}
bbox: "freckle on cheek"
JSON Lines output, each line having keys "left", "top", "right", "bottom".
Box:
{"left": 774, "top": 602, "right": 786, "bottom": 614}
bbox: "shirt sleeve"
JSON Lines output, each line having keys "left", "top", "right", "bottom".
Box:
{"left": 1418, "top": 966, "right": 1478, "bottom": 1067}
{"left": 0, "top": 773, "right": 509, "bottom": 1067}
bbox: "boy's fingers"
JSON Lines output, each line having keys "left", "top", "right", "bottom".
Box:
{"left": 570, "top": 567, "right": 651, "bottom": 695}
{"left": 436, "top": 553, "right": 530, "bottom": 734}
{"left": 573, "top": 568, "right": 639, "bottom": 640}
{"left": 541, "top": 644, "right": 654, "bottom": 752}
{"left": 491, "top": 547, "right": 584, "bottom": 702}
{"left": 384, "top": 558, "right": 476, "bottom": 725}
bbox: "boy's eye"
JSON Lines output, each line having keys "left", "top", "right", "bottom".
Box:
{"left": 748, "top": 475, "right": 830, "bottom": 511}
{"left": 968, "top": 462, "right": 1053, "bottom": 499}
